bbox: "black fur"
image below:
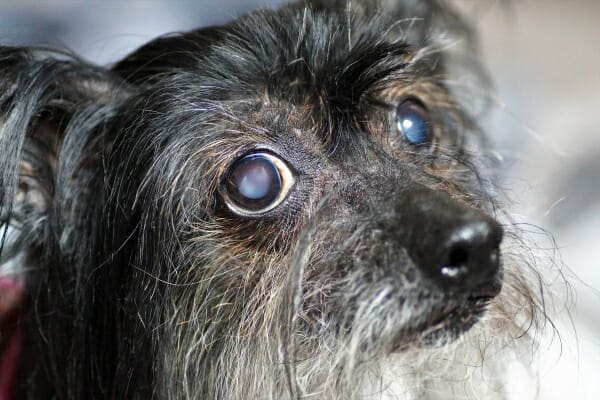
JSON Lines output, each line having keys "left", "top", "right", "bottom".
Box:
{"left": 0, "top": 2, "right": 542, "bottom": 399}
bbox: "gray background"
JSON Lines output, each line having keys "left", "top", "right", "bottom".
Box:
{"left": 464, "top": 2, "right": 600, "bottom": 398}
{"left": 1, "top": 1, "right": 598, "bottom": 398}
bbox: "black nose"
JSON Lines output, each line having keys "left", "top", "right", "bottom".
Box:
{"left": 394, "top": 187, "right": 503, "bottom": 295}
{"left": 434, "top": 219, "right": 503, "bottom": 292}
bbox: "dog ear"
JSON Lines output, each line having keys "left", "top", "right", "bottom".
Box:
{"left": 113, "top": 26, "right": 224, "bottom": 85}
{"left": 0, "top": 46, "right": 127, "bottom": 261}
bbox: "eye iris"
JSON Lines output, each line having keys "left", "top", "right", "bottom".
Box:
{"left": 226, "top": 154, "right": 282, "bottom": 210}
{"left": 238, "top": 163, "right": 273, "bottom": 200}
{"left": 397, "top": 100, "right": 432, "bottom": 145}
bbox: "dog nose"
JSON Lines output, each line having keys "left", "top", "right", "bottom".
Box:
{"left": 392, "top": 186, "right": 504, "bottom": 295}
{"left": 433, "top": 218, "right": 503, "bottom": 292}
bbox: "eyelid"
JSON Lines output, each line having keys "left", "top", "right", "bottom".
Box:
{"left": 367, "top": 97, "right": 396, "bottom": 111}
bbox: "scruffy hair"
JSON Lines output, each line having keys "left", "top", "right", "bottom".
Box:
{"left": 1, "top": 1, "right": 554, "bottom": 399}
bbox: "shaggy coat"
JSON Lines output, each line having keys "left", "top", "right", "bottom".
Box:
{"left": 0, "top": 1, "right": 549, "bottom": 399}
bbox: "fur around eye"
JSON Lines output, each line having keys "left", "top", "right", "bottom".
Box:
{"left": 396, "top": 98, "right": 433, "bottom": 146}
{"left": 223, "top": 151, "right": 295, "bottom": 216}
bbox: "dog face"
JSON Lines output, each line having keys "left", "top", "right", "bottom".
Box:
{"left": 0, "top": 1, "right": 544, "bottom": 399}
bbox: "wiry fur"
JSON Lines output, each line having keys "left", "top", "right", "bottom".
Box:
{"left": 0, "top": 1, "right": 553, "bottom": 399}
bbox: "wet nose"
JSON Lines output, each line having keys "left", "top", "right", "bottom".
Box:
{"left": 433, "top": 218, "right": 503, "bottom": 292}
{"left": 394, "top": 187, "right": 504, "bottom": 295}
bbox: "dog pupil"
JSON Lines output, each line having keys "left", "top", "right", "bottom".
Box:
{"left": 397, "top": 99, "right": 432, "bottom": 145}
{"left": 227, "top": 153, "right": 281, "bottom": 209}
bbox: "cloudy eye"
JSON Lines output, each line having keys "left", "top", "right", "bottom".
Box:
{"left": 396, "top": 99, "right": 433, "bottom": 146}
{"left": 223, "top": 152, "right": 295, "bottom": 216}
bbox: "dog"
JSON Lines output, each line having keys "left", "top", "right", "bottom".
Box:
{"left": 0, "top": 1, "right": 550, "bottom": 399}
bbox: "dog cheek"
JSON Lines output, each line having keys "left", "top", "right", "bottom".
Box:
{"left": 298, "top": 230, "right": 433, "bottom": 347}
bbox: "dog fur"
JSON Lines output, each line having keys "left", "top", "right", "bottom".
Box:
{"left": 0, "top": 1, "right": 551, "bottom": 399}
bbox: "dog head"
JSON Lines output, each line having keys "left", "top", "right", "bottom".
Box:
{"left": 0, "top": 1, "right": 545, "bottom": 399}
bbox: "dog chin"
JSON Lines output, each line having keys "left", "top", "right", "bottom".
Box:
{"left": 419, "top": 274, "right": 504, "bottom": 345}
{"left": 420, "top": 296, "right": 493, "bottom": 346}
{"left": 389, "top": 294, "right": 498, "bottom": 351}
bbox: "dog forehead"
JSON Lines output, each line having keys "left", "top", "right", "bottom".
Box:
{"left": 112, "top": 5, "right": 456, "bottom": 187}
{"left": 208, "top": 8, "right": 415, "bottom": 100}
{"left": 114, "top": 5, "right": 448, "bottom": 154}
{"left": 180, "top": 8, "right": 423, "bottom": 153}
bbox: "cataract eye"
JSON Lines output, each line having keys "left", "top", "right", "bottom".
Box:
{"left": 224, "top": 152, "right": 295, "bottom": 216}
{"left": 396, "top": 99, "right": 433, "bottom": 146}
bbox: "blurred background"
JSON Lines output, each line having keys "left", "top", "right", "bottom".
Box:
{"left": 464, "top": 2, "right": 600, "bottom": 399}
{"left": 0, "top": 0, "right": 598, "bottom": 398}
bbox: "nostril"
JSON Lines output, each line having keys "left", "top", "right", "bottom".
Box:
{"left": 439, "top": 244, "right": 470, "bottom": 280}
{"left": 436, "top": 220, "right": 503, "bottom": 286}
{"left": 448, "top": 244, "right": 469, "bottom": 268}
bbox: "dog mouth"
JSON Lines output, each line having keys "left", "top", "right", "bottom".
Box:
{"left": 389, "top": 288, "right": 498, "bottom": 350}
{"left": 417, "top": 293, "right": 495, "bottom": 346}
{"left": 411, "top": 269, "right": 504, "bottom": 343}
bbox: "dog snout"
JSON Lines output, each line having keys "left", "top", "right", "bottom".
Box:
{"left": 433, "top": 217, "right": 503, "bottom": 294}
{"left": 388, "top": 185, "right": 504, "bottom": 296}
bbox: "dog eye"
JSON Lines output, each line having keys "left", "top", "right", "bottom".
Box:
{"left": 396, "top": 99, "right": 432, "bottom": 146}
{"left": 223, "top": 152, "right": 295, "bottom": 215}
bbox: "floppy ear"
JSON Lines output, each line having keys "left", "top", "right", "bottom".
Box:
{"left": 0, "top": 46, "right": 133, "bottom": 398}
{"left": 0, "top": 46, "right": 127, "bottom": 264}
{"left": 112, "top": 26, "right": 224, "bottom": 84}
